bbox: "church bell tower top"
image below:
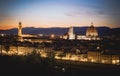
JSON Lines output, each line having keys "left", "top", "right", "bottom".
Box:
{"left": 19, "top": 22, "right": 22, "bottom": 25}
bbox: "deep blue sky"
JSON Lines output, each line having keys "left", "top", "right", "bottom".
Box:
{"left": 0, "top": 0, "right": 120, "bottom": 29}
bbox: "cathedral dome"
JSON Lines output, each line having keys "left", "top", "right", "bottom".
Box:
{"left": 86, "top": 22, "right": 98, "bottom": 37}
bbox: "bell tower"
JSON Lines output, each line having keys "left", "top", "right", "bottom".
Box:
{"left": 68, "top": 26, "right": 75, "bottom": 40}
{"left": 18, "top": 22, "right": 22, "bottom": 37}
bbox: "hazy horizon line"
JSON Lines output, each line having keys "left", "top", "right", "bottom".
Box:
{"left": 0, "top": 26, "right": 120, "bottom": 30}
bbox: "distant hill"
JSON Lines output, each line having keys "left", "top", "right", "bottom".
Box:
{"left": 0, "top": 27, "right": 120, "bottom": 36}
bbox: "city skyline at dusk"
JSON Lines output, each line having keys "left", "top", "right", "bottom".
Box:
{"left": 0, "top": 1, "right": 120, "bottom": 75}
{"left": 0, "top": 0, "right": 120, "bottom": 30}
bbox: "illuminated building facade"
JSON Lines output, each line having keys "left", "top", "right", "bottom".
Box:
{"left": 86, "top": 22, "right": 98, "bottom": 37}
{"left": 62, "top": 33, "right": 69, "bottom": 39}
{"left": 68, "top": 26, "right": 75, "bottom": 40}
{"left": 77, "top": 22, "right": 100, "bottom": 40}
{"left": 1, "top": 44, "right": 120, "bottom": 65}
{"left": 18, "top": 22, "right": 38, "bottom": 38}
{"left": 17, "top": 22, "right": 39, "bottom": 42}
{"left": 87, "top": 51, "right": 101, "bottom": 63}
{"left": 4, "top": 46, "right": 35, "bottom": 55}
{"left": 62, "top": 22, "right": 100, "bottom": 40}
{"left": 85, "top": 22, "right": 100, "bottom": 40}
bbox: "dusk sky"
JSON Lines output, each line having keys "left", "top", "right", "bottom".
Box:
{"left": 0, "top": 0, "right": 120, "bottom": 30}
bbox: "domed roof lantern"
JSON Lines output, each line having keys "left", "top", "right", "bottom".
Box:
{"left": 91, "top": 22, "right": 94, "bottom": 27}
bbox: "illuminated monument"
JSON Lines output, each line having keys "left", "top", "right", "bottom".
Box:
{"left": 68, "top": 26, "right": 75, "bottom": 40}
{"left": 85, "top": 22, "right": 100, "bottom": 40}
{"left": 86, "top": 22, "right": 98, "bottom": 37}
{"left": 18, "top": 22, "right": 23, "bottom": 41}
{"left": 17, "top": 22, "right": 50, "bottom": 42}
{"left": 17, "top": 22, "right": 37, "bottom": 38}
{"left": 62, "top": 22, "right": 100, "bottom": 40}
{"left": 17, "top": 22, "right": 35, "bottom": 41}
{"left": 18, "top": 22, "right": 22, "bottom": 37}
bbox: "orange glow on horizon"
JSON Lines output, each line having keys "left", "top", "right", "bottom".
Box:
{"left": 0, "top": 19, "right": 119, "bottom": 30}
